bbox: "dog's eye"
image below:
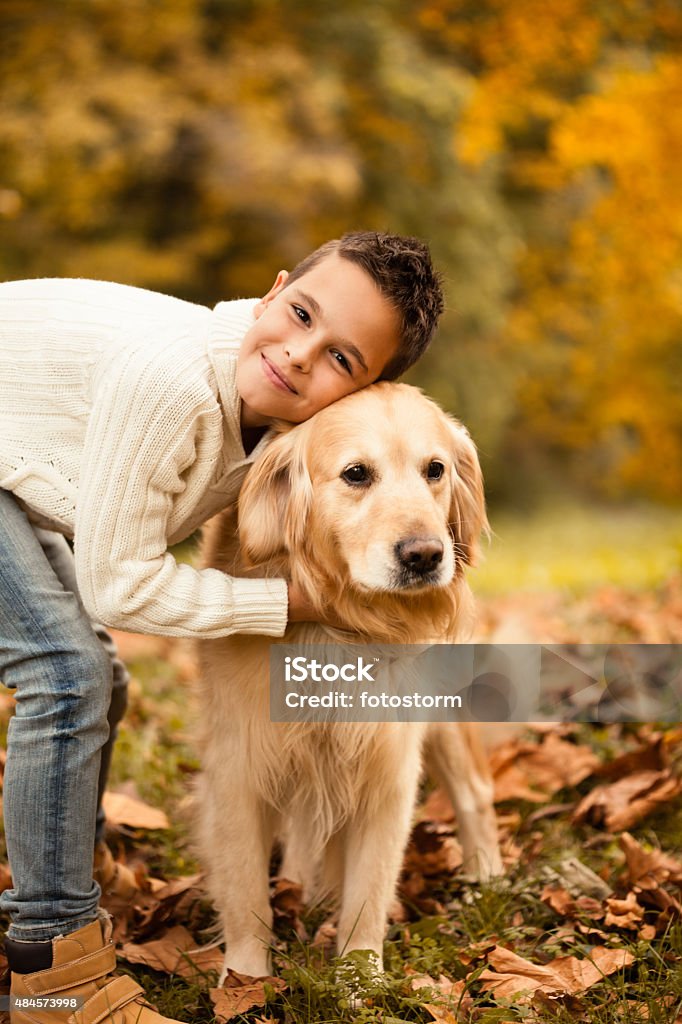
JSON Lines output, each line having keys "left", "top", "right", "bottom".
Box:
{"left": 342, "top": 464, "right": 370, "bottom": 486}
{"left": 427, "top": 461, "right": 445, "bottom": 480}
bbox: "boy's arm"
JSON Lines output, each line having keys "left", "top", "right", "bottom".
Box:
{"left": 74, "top": 347, "right": 289, "bottom": 639}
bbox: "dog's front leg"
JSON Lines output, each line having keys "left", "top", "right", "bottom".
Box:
{"left": 198, "top": 773, "right": 276, "bottom": 980}
{"left": 336, "top": 737, "right": 422, "bottom": 971}
{"left": 424, "top": 721, "right": 502, "bottom": 879}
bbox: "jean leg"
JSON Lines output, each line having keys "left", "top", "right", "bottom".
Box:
{"left": 0, "top": 490, "right": 112, "bottom": 939}
{"left": 32, "top": 529, "right": 130, "bottom": 843}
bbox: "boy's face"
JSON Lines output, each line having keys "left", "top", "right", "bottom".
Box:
{"left": 237, "top": 253, "right": 399, "bottom": 428}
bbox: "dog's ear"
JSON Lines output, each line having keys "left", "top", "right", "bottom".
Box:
{"left": 238, "top": 427, "right": 312, "bottom": 564}
{"left": 446, "top": 418, "right": 489, "bottom": 568}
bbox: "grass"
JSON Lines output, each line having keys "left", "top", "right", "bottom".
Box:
{"left": 1, "top": 503, "right": 681, "bottom": 1021}
{"left": 476, "top": 501, "right": 682, "bottom": 594}
{"left": 106, "top": 675, "right": 682, "bottom": 1022}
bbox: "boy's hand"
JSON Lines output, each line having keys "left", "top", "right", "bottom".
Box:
{"left": 287, "top": 581, "right": 345, "bottom": 629}
{"left": 287, "top": 581, "right": 316, "bottom": 623}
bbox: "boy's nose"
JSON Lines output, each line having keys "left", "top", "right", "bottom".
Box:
{"left": 284, "top": 338, "right": 316, "bottom": 372}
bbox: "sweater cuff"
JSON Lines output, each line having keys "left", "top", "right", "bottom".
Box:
{"left": 230, "top": 576, "right": 289, "bottom": 636}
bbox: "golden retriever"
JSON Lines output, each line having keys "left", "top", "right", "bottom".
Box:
{"left": 195, "top": 382, "right": 501, "bottom": 980}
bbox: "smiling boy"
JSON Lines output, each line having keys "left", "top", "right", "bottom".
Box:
{"left": 0, "top": 232, "right": 443, "bottom": 1023}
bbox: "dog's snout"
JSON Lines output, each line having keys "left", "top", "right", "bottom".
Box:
{"left": 395, "top": 536, "right": 444, "bottom": 575}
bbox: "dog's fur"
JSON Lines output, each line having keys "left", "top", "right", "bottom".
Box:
{"left": 195, "top": 382, "right": 502, "bottom": 979}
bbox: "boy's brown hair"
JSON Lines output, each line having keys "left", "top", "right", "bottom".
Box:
{"left": 285, "top": 231, "right": 444, "bottom": 380}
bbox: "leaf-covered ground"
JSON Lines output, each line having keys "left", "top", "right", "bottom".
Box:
{"left": 0, "top": 576, "right": 681, "bottom": 1023}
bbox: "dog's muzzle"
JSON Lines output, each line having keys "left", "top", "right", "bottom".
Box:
{"left": 394, "top": 536, "right": 445, "bottom": 586}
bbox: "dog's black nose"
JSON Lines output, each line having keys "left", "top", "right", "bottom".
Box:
{"left": 395, "top": 536, "right": 444, "bottom": 574}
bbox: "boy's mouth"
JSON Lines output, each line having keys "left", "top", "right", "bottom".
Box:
{"left": 261, "top": 354, "right": 298, "bottom": 394}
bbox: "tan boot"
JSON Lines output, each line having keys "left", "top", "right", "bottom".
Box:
{"left": 93, "top": 842, "right": 139, "bottom": 901}
{"left": 7, "top": 917, "right": 187, "bottom": 1023}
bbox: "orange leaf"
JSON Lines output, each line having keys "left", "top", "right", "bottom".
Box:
{"left": 102, "top": 791, "right": 170, "bottom": 830}
{"left": 479, "top": 944, "right": 634, "bottom": 1001}
{"left": 620, "top": 832, "right": 682, "bottom": 889}
{"left": 120, "top": 925, "right": 223, "bottom": 978}
{"left": 210, "top": 971, "right": 286, "bottom": 1022}
{"left": 572, "top": 770, "right": 682, "bottom": 831}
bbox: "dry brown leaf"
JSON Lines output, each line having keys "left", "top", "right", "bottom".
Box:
{"left": 271, "top": 877, "right": 307, "bottom": 940}
{"left": 491, "top": 755, "right": 549, "bottom": 804}
{"left": 0, "top": 864, "right": 12, "bottom": 893}
{"left": 210, "top": 970, "right": 286, "bottom": 1022}
{"left": 408, "top": 971, "right": 470, "bottom": 1022}
{"left": 423, "top": 1007, "right": 461, "bottom": 1024}
{"left": 120, "top": 924, "right": 223, "bottom": 978}
{"left": 521, "top": 733, "right": 600, "bottom": 791}
{"left": 478, "top": 944, "right": 634, "bottom": 1001}
{"left": 404, "top": 822, "right": 463, "bottom": 876}
{"left": 540, "top": 884, "right": 606, "bottom": 923}
{"left": 102, "top": 791, "right": 170, "bottom": 830}
{"left": 408, "top": 971, "right": 466, "bottom": 999}
{"left": 635, "top": 885, "right": 682, "bottom": 918}
{"left": 620, "top": 832, "right": 682, "bottom": 889}
{"left": 490, "top": 733, "right": 598, "bottom": 803}
{"left": 152, "top": 873, "right": 203, "bottom": 901}
{"left": 604, "top": 891, "right": 645, "bottom": 930}
{"left": 598, "top": 735, "right": 668, "bottom": 779}
{"left": 572, "top": 769, "right": 682, "bottom": 831}
{"left": 541, "top": 885, "right": 576, "bottom": 917}
{"left": 399, "top": 869, "right": 446, "bottom": 916}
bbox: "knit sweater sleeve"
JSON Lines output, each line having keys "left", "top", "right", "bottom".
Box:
{"left": 73, "top": 339, "right": 289, "bottom": 639}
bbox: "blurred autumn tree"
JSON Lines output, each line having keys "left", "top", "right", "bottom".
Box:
{"left": 1, "top": 0, "right": 680, "bottom": 503}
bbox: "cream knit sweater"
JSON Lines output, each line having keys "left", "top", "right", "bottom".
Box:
{"left": 0, "top": 278, "right": 288, "bottom": 638}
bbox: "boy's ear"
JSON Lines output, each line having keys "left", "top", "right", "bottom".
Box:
{"left": 254, "top": 269, "right": 290, "bottom": 318}
{"left": 238, "top": 425, "right": 312, "bottom": 564}
{"left": 446, "top": 417, "right": 489, "bottom": 569}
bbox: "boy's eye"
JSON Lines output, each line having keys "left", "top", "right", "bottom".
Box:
{"left": 332, "top": 349, "right": 352, "bottom": 374}
{"left": 292, "top": 304, "right": 311, "bottom": 325}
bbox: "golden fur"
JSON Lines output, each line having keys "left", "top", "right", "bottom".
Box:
{"left": 195, "top": 383, "right": 501, "bottom": 979}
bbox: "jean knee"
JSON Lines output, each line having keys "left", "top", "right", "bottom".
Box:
{"left": 12, "top": 633, "right": 114, "bottom": 738}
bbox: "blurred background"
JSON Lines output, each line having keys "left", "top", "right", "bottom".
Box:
{"left": 1, "top": 0, "right": 681, "bottom": 615}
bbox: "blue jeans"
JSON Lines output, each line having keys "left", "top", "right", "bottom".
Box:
{"left": 0, "top": 488, "right": 129, "bottom": 940}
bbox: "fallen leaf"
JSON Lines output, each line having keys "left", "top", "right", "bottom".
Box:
{"left": 407, "top": 971, "right": 471, "bottom": 1022}
{"left": 210, "top": 970, "right": 286, "bottom": 1022}
{"left": 423, "top": 1007, "right": 461, "bottom": 1023}
{"left": 597, "top": 735, "right": 668, "bottom": 779}
{"left": 541, "top": 885, "right": 577, "bottom": 917}
{"left": 620, "top": 832, "right": 682, "bottom": 889}
{"left": 153, "top": 873, "right": 203, "bottom": 899}
{"left": 120, "top": 924, "right": 223, "bottom": 978}
{"left": 404, "top": 821, "right": 463, "bottom": 875}
{"left": 478, "top": 944, "right": 634, "bottom": 1001}
{"left": 489, "top": 733, "right": 598, "bottom": 802}
{"left": 271, "top": 877, "right": 307, "bottom": 940}
{"left": 604, "top": 891, "right": 645, "bottom": 930}
{"left": 102, "top": 791, "right": 170, "bottom": 830}
{"left": 572, "top": 770, "right": 682, "bottom": 831}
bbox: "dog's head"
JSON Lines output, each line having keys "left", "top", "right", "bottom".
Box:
{"left": 238, "top": 382, "right": 488, "bottom": 640}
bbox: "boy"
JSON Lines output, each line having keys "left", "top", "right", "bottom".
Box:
{"left": 0, "top": 231, "right": 443, "bottom": 1023}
